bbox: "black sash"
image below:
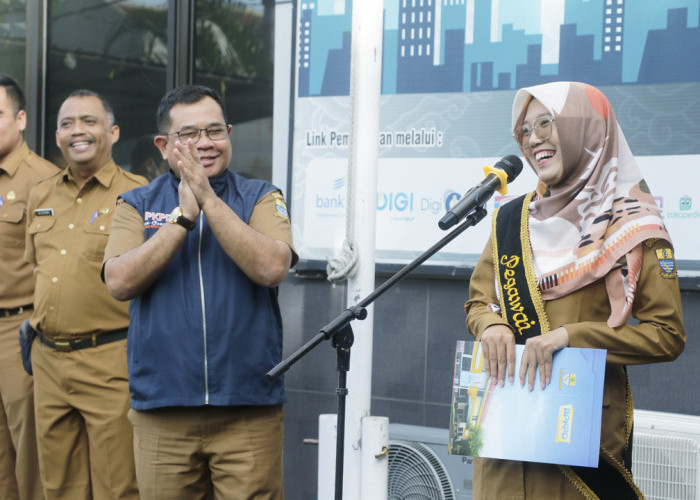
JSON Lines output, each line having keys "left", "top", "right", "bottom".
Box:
{"left": 492, "top": 192, "right": 549, "bottom": 341}
{"left": 491, "top": 193, "right": 643, "bottom": 500}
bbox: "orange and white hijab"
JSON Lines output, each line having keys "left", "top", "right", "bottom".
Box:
{"left": 511, "top": 82, "right": 671, "bottom": 327}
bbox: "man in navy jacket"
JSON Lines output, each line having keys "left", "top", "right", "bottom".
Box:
{"left": 103, "top": 85, "right": 296, "bottom": 499}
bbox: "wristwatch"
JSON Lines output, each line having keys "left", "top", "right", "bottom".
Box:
{"left": 169, "top": 206, "right": 196, "bottom": 231}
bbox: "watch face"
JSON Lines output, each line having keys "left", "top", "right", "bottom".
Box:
{"left": 169, "top": 206, "right": 195, "bottom": 230}
{"left": 170, "top": 206, "right": 182, "bottom": 222}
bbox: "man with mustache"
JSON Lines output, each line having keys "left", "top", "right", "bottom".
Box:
{"left": 24, "top": 90, "right": 145, "bottom": 499}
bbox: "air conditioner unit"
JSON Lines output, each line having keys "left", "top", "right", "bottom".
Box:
{"left": 632, "top": 409, "right": 700, "bottom": 500}
{"left": 389, "top": 423, "right": 473, "bottom": 500}
{"left": 388, "top": 410, "right": 700, "bottom": 500}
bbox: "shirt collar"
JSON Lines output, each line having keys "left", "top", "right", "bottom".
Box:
{"left": 0, "top": 142, "right": 31, "bottom": 177}
{"left": 167, "top": 168, "right": 230, "bottom": 193}
{"left": 60, "top": 159, "right": 119, "bottom": 188}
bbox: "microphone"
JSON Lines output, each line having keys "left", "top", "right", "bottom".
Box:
{"left": 438, "top": 155, "right": 523, "bottom": 230}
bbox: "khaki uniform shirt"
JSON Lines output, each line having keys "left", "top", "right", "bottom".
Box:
{"left": 465, "top": 237, "right": 686, "bottom": 499}
{"left": 0, "top": 142, "right": 59, "bottom": 309}
{"left": 25, "top": 160, "right": 147, "bottom": 339}
{"left": 103, "top": 190, "right": 297, "bottom": 263}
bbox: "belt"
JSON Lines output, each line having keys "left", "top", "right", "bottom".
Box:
{"left": 0, "top": 305, "right": 33, "bottom": 318}
{"left": 37, "top": 328, "right": 128, "bottom": 352}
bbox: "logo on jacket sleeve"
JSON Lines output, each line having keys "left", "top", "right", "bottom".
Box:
{"left": 272, "top": 192, "right": 290, "bottom": 221}
{"left": 144, "top": 210, "right": 170, "bottom": 229}
{"left": 655, "top": 248, "right": 677, "bottom": 279}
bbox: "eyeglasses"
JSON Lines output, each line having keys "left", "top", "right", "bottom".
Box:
{"left": 513, "top": 115, "right": 554, "bottom": 149}
{"left": 167, "top": 126, "right": 228, "bottom": 143}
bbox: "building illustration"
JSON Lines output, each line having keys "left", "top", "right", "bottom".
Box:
{"left": 298, "top": 0, "right": 700, "bottom": 96}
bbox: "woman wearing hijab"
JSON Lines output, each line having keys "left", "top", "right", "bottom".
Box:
{"left": 465, "top": 81, "right": 686, "bottom": 499}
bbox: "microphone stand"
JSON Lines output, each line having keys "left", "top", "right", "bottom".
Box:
{"left": 266, "top": 206, "right": 488, "bottom": 500}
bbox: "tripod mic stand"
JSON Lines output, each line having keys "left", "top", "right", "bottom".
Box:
{"left": 266, "top": 206, "right": 488, "bottom": 500}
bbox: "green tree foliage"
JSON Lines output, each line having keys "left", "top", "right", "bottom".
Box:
{"left": 195, "top": 0, "right": 273, "bottom": 81}
{"left": 465, "top": 424, "right": 484, "bottom": 456}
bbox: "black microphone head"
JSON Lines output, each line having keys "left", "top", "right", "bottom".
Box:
{"left": 495, "top": 155, "right": 523, "bottom": 183}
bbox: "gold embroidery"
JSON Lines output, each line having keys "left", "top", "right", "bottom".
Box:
{"left": 625, "top": 368, "right": 634, "bottom": 450}
{"left": 499, "top": 254, "right": 537, "bottom": 335}
{"left": 600, "top": 447, "right": 646, "bottom": 499}
{"left": 520, "top": 191, "right": 550, "bottom": 334}
{"left": 492, "top": 192, "right": 551, "bottom": 334}
{"left": 557, "top": 372, "right": 644, "bottom": 500}
{"left": 558, "top": 465, "right": 599, "bottom": 499}
{"left": 491, "top": 206, "right": 507, "bottom": 320}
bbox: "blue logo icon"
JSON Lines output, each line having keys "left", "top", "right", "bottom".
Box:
{"left": 444, "top": 191, "right": 461, "bottom": 211}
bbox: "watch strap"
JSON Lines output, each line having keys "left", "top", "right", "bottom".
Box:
{"left": 170, "top": 207, "right": 196, "bottom": 231}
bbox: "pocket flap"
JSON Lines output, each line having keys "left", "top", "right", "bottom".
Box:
{"left": 28, "top": 216, "right": 55, "bottom": 233}
{"left": 0, "top": 206, "right": 25, "bottom": 224}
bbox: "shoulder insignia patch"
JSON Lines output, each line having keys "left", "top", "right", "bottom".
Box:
{"left": 655, "top": 248, "right": 677, "bottom": 279}
{"left": 272, "top": 193, "right": 289, "bottom": 220}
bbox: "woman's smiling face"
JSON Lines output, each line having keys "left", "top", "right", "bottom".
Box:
{"left": 521, "top": 99, "right": 564, "bottom": 187}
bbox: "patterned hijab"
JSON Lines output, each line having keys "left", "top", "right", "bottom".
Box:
{"left": 511, "top": 82, "right": 671, "bottom": 327}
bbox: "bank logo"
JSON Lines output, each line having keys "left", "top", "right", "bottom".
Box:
{"left": 556, "top": 405, "right": 573, "bottom": 443}
{"left": 315, "top": 178, "right": 345, "bottom": 210}
{"left": 332, "top": 177, "right": 345, "bottom": 190}
{"left": 680, "top": 195, "right": 692, "bottom": 211}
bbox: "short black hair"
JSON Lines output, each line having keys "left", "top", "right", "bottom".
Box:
{"left": 130, "top": 135, "right": 161, "bottom": 174}
{"left": 156, "top": 85, "right": 227, "bottom": 134}
{"left": 63, "top": 89, "right": 115, "bottom": 125}
{"left": 0, "top": 74, "right": 26, "bottom": 116}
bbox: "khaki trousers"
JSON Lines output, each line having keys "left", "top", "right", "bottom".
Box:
{"left": 0, "top": 310, "right": 43, "bottom": 500}
{"left": 129, "top": 404, "right": 284, "bottom": 500}
{"left": 31, "top": 338, "right": 138, "bottom": 500}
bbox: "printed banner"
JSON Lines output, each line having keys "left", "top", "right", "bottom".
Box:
{"left": 291, "top": 1, "right": 700, "bottom": 268}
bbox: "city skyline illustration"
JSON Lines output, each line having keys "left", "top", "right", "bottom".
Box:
{"left": 297, "top": 0, "right": 700, "bottom": 97}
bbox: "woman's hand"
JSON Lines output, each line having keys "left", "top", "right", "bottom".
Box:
{"left": 519, "top": 327, "right": 569, "bottom": 390}
{"left": 480, "top": 325, "right": 516, "bottom": 387}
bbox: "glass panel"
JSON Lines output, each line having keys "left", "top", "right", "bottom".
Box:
{"left": 0, "top": 0, "right": 27, "bottom": 88}
{"left": 194, "top": 0, "right": 275, "bottom": 181}
{"left": 45, "top": 0, "right": 168, "bottom": 178}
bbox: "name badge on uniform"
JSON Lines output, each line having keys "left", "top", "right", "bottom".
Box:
{"left": 34, "top": 208, "right": 54, "bottom": 217}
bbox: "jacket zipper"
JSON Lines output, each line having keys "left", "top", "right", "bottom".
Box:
{"left": 196, "top": 214, "right": 209, "bottom": 404}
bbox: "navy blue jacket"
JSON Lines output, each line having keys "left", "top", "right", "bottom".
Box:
{"left": 120, "top": 170, "right": 285, "bottom": 410}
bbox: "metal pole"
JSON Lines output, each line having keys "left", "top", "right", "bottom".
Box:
{"left": 343, "top": 0, "right": 384, "bottom": 498}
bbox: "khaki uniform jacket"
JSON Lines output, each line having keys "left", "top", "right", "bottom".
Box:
{"left": 465, "top": 237, "right": 686, "bottom": 500}
{"left": 25, "top": 160, "right": 147, "bottom": 339}
{"left": 0, "top": 142, "right": 59, "bottom": 308}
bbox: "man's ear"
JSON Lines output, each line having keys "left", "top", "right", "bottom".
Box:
{"left": 154, "top": 135, "right": 168, "bottom": 159}
{"left": 110, "top": 124, "right": 120, "bottom": 145}
{"left": 16, "top": 110, "right": 27, "bottom": 132}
